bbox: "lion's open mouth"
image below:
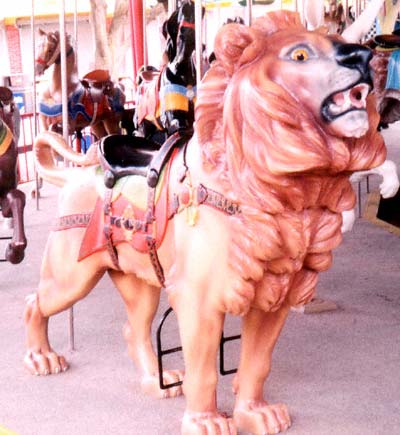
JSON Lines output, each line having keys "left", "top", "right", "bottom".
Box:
{"left": 322, "top": 83, "right": 370, "bottom": 121}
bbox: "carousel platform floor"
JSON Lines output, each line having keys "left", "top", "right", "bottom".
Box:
{"left": 1, "top": 124, "right": 400, "bottom": 435}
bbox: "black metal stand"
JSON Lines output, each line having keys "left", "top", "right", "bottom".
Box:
{"left": 219, "top": 331, "right": 241, "bottom": 375}
{"left": 156, "top": 307, "right": 241, "bottom": 390}
{"left": 0, "top": 235, "right": 12, "bottom": 262}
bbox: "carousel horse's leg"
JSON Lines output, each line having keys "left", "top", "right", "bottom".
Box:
{"left": 1, "top": 188, "right": 27, "bottom": 264}
{"left": 91, "top": 121, "right": 108, "bottom": 141}
{"left": 233, "top": 304, "right": 292, "bottom": 435}
{"left": 24, "top": 230, "right": 108, "bottom": 375}
{"left": 108, "top": 270, "right": 184, "bottom": 398}
{"left": 102, "top": 114, "right": 122, "bottom": 135}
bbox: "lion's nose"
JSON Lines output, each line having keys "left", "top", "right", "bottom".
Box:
{"left": 334, "top": 43, "right": 373, "bottom": 81}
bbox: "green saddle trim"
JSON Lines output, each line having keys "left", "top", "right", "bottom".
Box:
{"left": 0, "top": 122, "right": 13, "bottom": 156}
{"left": 95, "top": 165, "right": 166, "bottom": 210}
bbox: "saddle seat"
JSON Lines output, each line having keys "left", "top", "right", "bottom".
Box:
{"left": 99, "top": 135, "right": 160, "bottom": 188}
{"left": 98, "top": 130, "right": 190, "bottom": 190}
{"left": 367, "top": 34, "right": 400, "bottom": 50}
{"left": 81, "top": 69, "right": 114, "bottom": 101}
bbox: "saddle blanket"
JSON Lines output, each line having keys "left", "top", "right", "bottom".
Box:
{"left": 386, "top": 49, "right": 400, "bottom": 90}
{"left": 39, "top": 86, "right": 124, "bottom": 123}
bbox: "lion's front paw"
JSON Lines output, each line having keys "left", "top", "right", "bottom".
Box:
{"left": 234, "top": 400, "right": 291, "bottom": 435}
{"left": 24, "top": 350, "right": 69, "bottom": 376}
{"left": 141, "top": 370, "right": 184, "bottom": 398}
{"left": 182, "top": 411, "right": 237, "bottom": 435}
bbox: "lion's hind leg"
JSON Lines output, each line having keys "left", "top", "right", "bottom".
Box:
{"left": 233, "top": 304, "right": 291, "bottom": 435}
{"left": 108, "top": 270, "right": 184, "bottom": 398}
{"left": 24, "top": 232, "right": 107, "bottom": 376}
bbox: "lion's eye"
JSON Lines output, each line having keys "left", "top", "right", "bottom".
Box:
{"left": 290, "top": 48, "right": 309, "bottom": 62}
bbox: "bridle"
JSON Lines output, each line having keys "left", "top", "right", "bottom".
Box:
{"left": 35, "top": 34, "right": 73, "bottom": 69}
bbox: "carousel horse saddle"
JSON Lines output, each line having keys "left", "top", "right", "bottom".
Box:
{"left": 81, "top": 69, "right": 113, "bottom": 93}
{"left": 371, "top": 34, "right": 400, "bottom": 49}
{"left": 99, "top": 131, "right": 188, "bottom": 190}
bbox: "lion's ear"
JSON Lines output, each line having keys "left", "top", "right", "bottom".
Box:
{"left": 214, "top": 23, "right": 259, "bottom": 76}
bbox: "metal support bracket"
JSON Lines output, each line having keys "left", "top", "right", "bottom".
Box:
{"left": 0, "top": 235, "right": 12, "bottom": 262}
{"left": 156, "top": 307, "right": 241, "bottom": 390}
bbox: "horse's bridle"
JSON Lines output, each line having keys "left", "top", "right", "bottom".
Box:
{"left": 179, "top": 20, "right": 195, "bottom": 31}
{"left": 35, "top": 37, "right": 73, "bottom": 69}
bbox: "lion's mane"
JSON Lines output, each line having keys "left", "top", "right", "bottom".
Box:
{"left": 194, "top": 11, "right": 386, "bottom": 313}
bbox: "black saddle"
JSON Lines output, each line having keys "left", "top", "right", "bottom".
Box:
{"left": 99, "top": 131, "right": 191, "bottom": 189}
{"left": 370, "top": 34, "right": 400, "bottom": 49}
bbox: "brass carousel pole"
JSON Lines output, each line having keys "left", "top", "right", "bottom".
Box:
{"left": 31, "top": 0, "right": 40, "bottom": 211}
{"left": 245, "top": 0, "right": 253, "bottom": 26}
{"left": 168, "top": 0, "right": 177, "bottom": 15}
{"left": 59, "top": 0, "right": 75, "bottom": 351}
{"left": 143, "top": 0, "right": 148, "bottom": 66}
{"left": 195, "top": 0, "right": 204, "bottom": 84}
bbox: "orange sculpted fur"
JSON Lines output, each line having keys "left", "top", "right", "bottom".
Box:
{"left": 25, "top": 11, "right": 385, "bottom": 435}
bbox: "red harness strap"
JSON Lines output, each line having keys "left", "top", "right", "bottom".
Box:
{"left": 168, "top": 184, "right": 241, "bottom": 218}
{"left": 53, "top": 213, "right": 92, "bottom": 231}
{"left": 53, "top": 170, "right": 241, "bottom": 287}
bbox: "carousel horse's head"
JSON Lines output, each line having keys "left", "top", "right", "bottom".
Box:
{"left": 35, "top": 29, "right": 73, "bottom": 76}
{"left": 165, "top": 1, "right": 199, "bottom": 64}
{"left": 0, "top": 86, "right": 16, "bottom": 134}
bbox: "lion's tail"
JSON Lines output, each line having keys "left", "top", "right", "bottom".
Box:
{"left": 34, "top": 131, "right": 99, "bottom": 187}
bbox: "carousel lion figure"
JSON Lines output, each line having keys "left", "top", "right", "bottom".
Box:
{"left": 25, "top": 10, "right": 386, "bottom": 435}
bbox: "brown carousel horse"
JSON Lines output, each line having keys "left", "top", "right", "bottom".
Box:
{"left": 35, "top": 29, "right": 126, "bottom": 141}
{"left": 366, "top": 32, "right": 400, "bottom": 128}
{"left": 135, "top": 1, "right": 199, "bottom": 144}
{"left": 0, "top": 87, "right": 26, "bottom": 264}
{"left": 0, "top": 86, "right": 20, "bottom": 142}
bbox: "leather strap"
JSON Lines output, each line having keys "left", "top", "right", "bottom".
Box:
{"left": 147, "top": 130, "right": 190, "bottom": 188}
{"left": 168, "top": 184, "right": 241, "bottom": 219}
{"left": 53, "top": 213, "right": 92, "bottom": 231}
{"left": 103, "top": 188, "right": 121, "bottom": 270}
{"left": 146, "top": 236, "right": 165, "bottom": 287}
{"left": 145, "top": 175, "right": 164, "bottom": 286}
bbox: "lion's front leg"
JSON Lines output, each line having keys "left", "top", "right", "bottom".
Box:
{"left": 170, "top": 286, "right": 236, "bottom": 434}
{"left": 233, "top": 304, "right": 291, "bottom": 435}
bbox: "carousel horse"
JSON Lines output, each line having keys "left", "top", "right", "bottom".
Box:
{"left": 25, "top": 11, "right": 387, "bottom": 434}
{"left": 135, "top": 1, "right": 199, "bottom": 144}
{"left": 0, "top": 111, "right": 27, "bottom": 264}
{"left": 365, "top": 32, "right": 400, "bottom": 127}
{"left": 0, "top": 86, "right": 21, "bottom": 143}
{"left": 35, "top": 29, "right": 126, "bottom": 141}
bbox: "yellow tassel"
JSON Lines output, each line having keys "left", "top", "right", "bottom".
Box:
{"left": 186, "top": 205, "right": 198, "bottom": 226}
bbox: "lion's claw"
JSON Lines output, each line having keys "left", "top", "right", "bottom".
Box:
{"left": 24, "top": 350, "right": 69, "bottom": 376}
{"left": 234, "top": 401, "right": 291, "bottom": 435}
{"left": 141, "top": 369, "right": 184, "bottom": 399}
{"left": 182, "top": 411, "right": 237, "bottom": 435}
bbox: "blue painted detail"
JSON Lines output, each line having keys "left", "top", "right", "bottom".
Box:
{"left": 67, "top": 87, "right": 92, "bottom": 122}
{"left": 38, "top": 101, "right": 63, "bottom": 117}
{"left": 161, "top": 84, "right": 197, "bottom": 100}
{"left": 108, "top": 87, "right": 125, "bottom": 112}
{"left": 385, "top": 50, "right": 400, "bottom": 90}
